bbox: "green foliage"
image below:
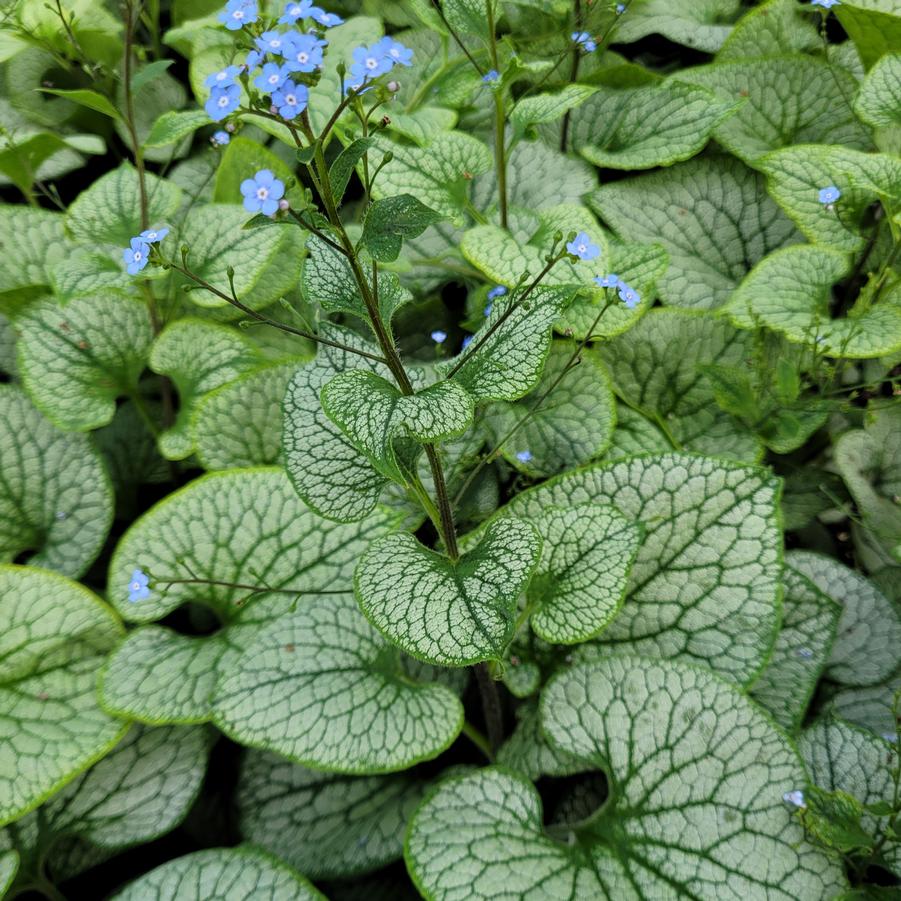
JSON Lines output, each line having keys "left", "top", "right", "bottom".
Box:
{"left": 1, "top": 0, "right": 900, "bottom": 897}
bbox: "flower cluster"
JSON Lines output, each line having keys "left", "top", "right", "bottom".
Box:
{"left": 344, "top": 36, "right": 414, "bottom": 93}
{"left": 122, "top": 227, "right": 168, "bottom": 275}
{"left": 594, "top": 273, "right": 641, "bottom": 309}
{"left": 206, "top": 1, "right": 344, "bottom": 123}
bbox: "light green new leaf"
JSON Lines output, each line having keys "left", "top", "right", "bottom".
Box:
{"left": 442, "top": 288, "right": 570, "bottom": 403}
{"left": 0, "top": 385, "right": 113, "bottom": 577}
{"left": 599, "top": 309, "right": 762, "bottom": 461}
{"left": 717, "top": 0, "right": 820, "bottom": 60}
{"left": 678, "top": 56, "right": 871, "bottom": 165}
{"left": 800, "top": 717, "right": 900, "bottom": 876}
{"left": 16, "top": 294, "right": 153, "bottom": 431}
{"left": 107, "top": 467, "right": 395, "bottom": 624}
{"left": 750, "top": 567, "right": 842, "bottom": 732}
{"left": 194, "top": 363, "right": 297, "bottom": 470}
{"left": 144, "top": 109, "right": 209, "bottom": 148}
{"left": 283, "top": 325, "right": 390, "bottom": 522}
{"left": 38, "top": 88, "right": 121, "bottom": 121}
{"left": 175, "top": 205, "right": 302, "bottom": 312}
{"left": 836, "top": 1, "right": 901, "bottom": 70}
{"left": 373, "top": 132, "right": 493, "bottom": 226}
{"left": 526, "top": 503, "right": 641, "bottom": 644}
{"left": 213, "top": 594, "right": 464, "bottom": 772}
{"left": 0, "top": 565, "right": 127, "bottom": 827}
{"left": 149, "top": 318, "right": 262, "bottom": 460}
{"left": 302, "top": 235, "right": 411, "bottom": 325}
{"left": 726, "top": 244, "right": 901, "bottom": 358}
{"left": 500, "top": 453, "right": 782, "bottom": 685}
{"left": 66, "top": 163, "right": 182, "bottom": 247}
{"left": 788, "top": 550, "right": 901, "bottom": 687}
{"left": 484, "top": 343, "right": 616, "bottom": 476}
{"left": 855, "top": 53, "right": 901, "bottom": 128}
{"left": 591, "top": 155, "right": 801, "bottom": 310}
{"left": 321, "top": 369, "right": 474, "bottom": 484}
{"left": 361, "top": 194, "right": 444, "bottom": 262}
{"left": 237, "top": 749, "right": 430, "bottom": 878}
{"left": 758, "top": 145, "right": 901, "bottom": 252}
{"left": 511, "top": 85, "right": 598, "bottom": 130}
{"left": 111, "top": 847, "right": 324, "bottom": 901}
{"left": 0, "top": 208, "right": 69, "bottom": 309}
{"left": 611, "top": 0, "right": 743, "bottom": 52}
{"left": 1, "top": 725, "right": 207, "bottom": 886}
{"left": 569, "top": 79, "right": 738, "bottom": 170}
{"left": 407, "top": 657, "right": 845, "bottom": 900}
{"left": 355, "top": 518, "right": 542, "bottom": 666}
{"left": 834, "top": 404, "right": 901, "bottom": 571}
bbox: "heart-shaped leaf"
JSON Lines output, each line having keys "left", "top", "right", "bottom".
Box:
{"left": 1, "top": 725, "right": 208, "bottom": 889}
{"left": 16, "top": 293, "right": 154, "bottom": 431}
{"left": 237, "top": 749, "right": 431, "bottom": 878}
{"left": 526, "top": 503, "right": 641, "bottom": 645}
{"left": 0, "top": 385, "right": 113, "bottom": 577}
{"left": 111, "top": 847, "right": 324, "bottom": 901}
{"left": 788, "top": 550, "right": 901, "bottom": 687}
{"left": 361, "top": 194, "right": 444, "bottom": 262}
{"left": 0, "top": 565, "right": 127, "bottom": 826}
{"left": 321, "top": 370, "right": 474, "bottom": 484}
{"left": 355, "top": 518, "right": 542, "bottom": 666}
{"left": 213, "top": 594, "right": 464, "bottom": 773}
{"left": 591, "top": 154, "right": 801, "bottom": 310}
{"left": 500, "top": 453, "right": 782, "bottom": 685}
{"left": 283, "top": 325, "right": 391, "bottom": 523}
{"left": 406, "top": 656, "right": 847, "bottom": 900}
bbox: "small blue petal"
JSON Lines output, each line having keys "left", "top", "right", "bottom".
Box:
{"left": 516, "top": 450, "right": 533, "bottom": 463}
{"left": 212, "top": 130, "right": 231, "bottom": 145}
{"left": 487, "top": 285, "right": 507, "bottom": 300}
{"left": 462, "top": 335, "right": 473, "bottom": 349}
{"left": 128, "top": 568, "right": 151, "bottom": 603}
{"left": 566, "top": 231, "right": 600, "bottom": 261}
{"left": 594, "top": 273, "right": 619, "bottom": 289}
{"left": 219, "top": 0, "right": 258, "bottom": 30}
{"left": 431, "top": 330, "right": 448, "bottom": 344}
{"left": 483, "top": 69, "right": 500, "bottom": 84}
{"left": 811, "top": 0, "right": 840, "bottom": 8}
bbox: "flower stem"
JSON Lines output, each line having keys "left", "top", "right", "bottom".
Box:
{"left": 485, "top": 0, "right": 508, "bottom": 228}
{"left": 461, "top": 720, "right": 494, "bottom": 760}
{"left": 474, "top": 662, "right": 504, "bottom": 753}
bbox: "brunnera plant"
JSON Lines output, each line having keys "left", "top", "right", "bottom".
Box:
{"left": 0, "top": 0, "right": 900, "bottom": 897}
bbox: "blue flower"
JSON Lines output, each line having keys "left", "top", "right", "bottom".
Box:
{"left": 212, "top": 130, "right": 231, "bottom": 146}
{"left": 572, "top": 30, "right": 597, "bottom": 52}
{"left": 487, "top": 285, "right": 507, "bottom": 300}
{"left": 516, "top": 450, "right": 533, "bottom": 463}
{"left": 352, "top": 43, "right": 394, "bottom": 78}
{"left": 566, "top": 231, "right": 600, "bottom": 261}
{"left": 123, "top": 238, "right": 151, "bottom": 275}
{"left": 241, "top": 169, "right": 286, "bottom": 215}
{"left": 279, "top": 0, "right": 312, "bottom": 23}
{"left": 483, "top": 69, "right": 500, "bottom": 85}
{"left": 484, "top": 303, "right": 493, "bottom": 316}
{"left": 204, "top": 65, "right": 240, "bottom": 89}
{"left": 462, "top": 335, "right": 473, "bottom": 349}
{"left": 375, "top": 36, "right": 414, "bottom": 67}
{"left": 811, "top": 0, "right": 840, "bottom": 8}
{"left": 271, "top": 79, "right": 309, "bottom": 119}
{"left": 219, "top": 0, "right": 258, "bottom": 30}
{"left": 594, "top": 273, "right": 619, "bottom": 289}
{"left": 431, "top": 330, "right": 447, "bottom": 344}
{"left": 244, "top": 49, "right": 264, "bottom": 69}
{"left": 616, "top": 2, "right": 626, "bottom": 12}
{"left": 206, "top": 83, "right": 240, "bottom": 121}
{"left": 818, "top": 185, "right": 841, "bottom": 204}
{"left": 256, "top": 29, "right": 289, "bottom": 55}
{"left": 783, "top": 790, "right": 806, "bottom": 809}
{"left": 128, "top": 569, "right": 151, "bottom": 603}
{"left": 283, "top": 32, "right": 326, "bottom": 72}
{"left": 139, "top": 227, "right": 169, "bottom": 243}
{"left": 255, "top": 62, "right": 291, "bottom": 93}
{"left": 617, "top": 282, "right": 640, "bottom": 308}
{"left": 309, "top": 6, "right": 343, "bottom": 26}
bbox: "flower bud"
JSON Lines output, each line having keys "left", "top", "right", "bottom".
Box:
{"left": 225, "top": 122, "right": 236, "bottom": 133}
{"left": 387, "top": 80, "right": 400, "bottom": 93}
{"left": 278, "top": 198, "right": 290, "bottom": 211}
